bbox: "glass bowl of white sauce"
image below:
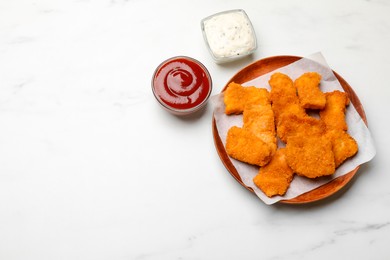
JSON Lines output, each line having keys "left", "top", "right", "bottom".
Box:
{"left": 201, "top": 9, "right": 257, "bottom": 63}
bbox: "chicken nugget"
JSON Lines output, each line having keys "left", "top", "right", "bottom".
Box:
{"left": 226, "top": 126, "right": 272, "bottom": 166}
{"left": 271, "top": 102, "right": 308, "bottom": 125}
{"left": 327, "top": 129, "right": 358, "bottom": 167}
{"left": 276, "top": 113, "right": 326, "bottom": 143}
{"left": 269, "top": 73, "right": 306, "bottom": 122}
{"left": 295, "top": 72, "right": 326, "bottom": 109}
{"left": 253, "top": 148, "right": 294, "bottom": 197}
{"left": 285, "top": 134, "right": 335, "bottom": 178}
{"left": 224, "top": 82, "right": 269, "bottom": 115}
{"left": 269, "top": 73, "right": 298, "bottom": 104}
{"left": 243, "top": 104, "right": 277, "bottom": 154}
{"left": 319, "top": 90, "right": 350, "bottom": 131}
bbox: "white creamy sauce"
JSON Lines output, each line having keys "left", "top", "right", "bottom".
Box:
{"left": 203, "top": 11, "right": 256, "bottom": 59}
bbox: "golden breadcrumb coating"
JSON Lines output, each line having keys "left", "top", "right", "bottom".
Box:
{"left": 320, "top": 90, "right": 358, "bottom": 167}
{"left": 226, "top": 126, "right": 273, "bottom": 166}
{"left": 295, "top": 72, "right": 326, "bottom": 109}
{"left": 269, "top": 72, "right": 306, "bottom": 123}
{"left": 276, "top": 113, "right": 326, "bottom": 143}
{"left": 222, "top": 71, "right": 359, "bottom": 196}
{"left": 224, "top": 82, "right": 269, "bottom": 115}
{"left": 326, "top": 129, "right": 359, "bottom": 167}
{"left": 319, "top": 90, "right": 350, "bottom": 131}
{"left": 285, "top": 134, "right": 335, "bottom": 178}
{"left": 269, "top": 72, "right": 297, "bottom": 104}
{"left": 253, "top": 148, "right": 294, "bottom": 197}
{"left": 243, "top": 103, "right": 277, "bottom": 155}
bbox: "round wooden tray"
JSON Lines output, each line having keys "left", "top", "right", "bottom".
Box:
{"left": 212, "top": 55, "right": 367, "bottom": 204}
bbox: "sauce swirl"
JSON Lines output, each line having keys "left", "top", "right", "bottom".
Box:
{"left": 152, "top": 57, "right": 212, "bottom": 112}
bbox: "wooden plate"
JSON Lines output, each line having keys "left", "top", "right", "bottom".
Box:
{"left": 212, "top": 55, "right": 367, "bottom": 204}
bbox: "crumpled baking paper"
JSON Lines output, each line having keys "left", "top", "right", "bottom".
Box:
{"left": 212, "top": 52, "right": 376, "bottom": 205}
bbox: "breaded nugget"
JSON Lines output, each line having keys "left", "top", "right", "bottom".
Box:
{"left": 327, "top": 130, "right": 358, "bottom": 167}
{"left": 243, "top": 104, "right": 277, "bottom": 155}
{"left": 320, "top": 91, "right": 358, "bottom": 166}
{"left": 319, "top": 90, "right": 350, "bottom": 131}
{"left": 295, "top": 72, "right": 326, "bottom": 109}
{"left": 269, "top": 72, "right": 306, "bottom": 122}
{"left": 226, "top": 126, "right": 272, "bottom": 166}
{"left": 224, "top": 82, "right": 269, "bottom": 115}
{"left": 285, "top": 134, "right": 335, "bottom": 178}
{"left": 269, "top": 73, "right": 297, "bottom": 104}
{"left": 253, "top": 148, "right": 294, "bottom": 197}
{"left": 272, "top": 102, "right": 308, "bottom": 125}
{"left": 276, "top": 113, "right": 326, "bottom": 143}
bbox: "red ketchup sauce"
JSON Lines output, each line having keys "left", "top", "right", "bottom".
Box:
{"left": 152, "top": 57, "right": 212, "bottom": 114}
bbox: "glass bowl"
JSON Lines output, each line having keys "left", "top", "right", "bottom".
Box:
{"left": 201, "top": 9, "right": 257, "bottom": 64}
{"left": 151, "top": 56, "right": 212, "bottom": 116}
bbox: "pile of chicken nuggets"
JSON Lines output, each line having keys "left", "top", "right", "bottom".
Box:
{"left": 224, "top": 72, "right": 358, "bottom": 197}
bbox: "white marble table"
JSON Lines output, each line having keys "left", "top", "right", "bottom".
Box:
{"left": 0, "top": 0, "right": 389, "bottom": 259}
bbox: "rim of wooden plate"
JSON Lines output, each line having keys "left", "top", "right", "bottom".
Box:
{"left": 212, "top": 55, "right": 367, "bottom": 204}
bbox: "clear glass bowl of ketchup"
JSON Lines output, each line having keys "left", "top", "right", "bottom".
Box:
{"left": 151, "top": 56, "right": 212, "bottom": 116}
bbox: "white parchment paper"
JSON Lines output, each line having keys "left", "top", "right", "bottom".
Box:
{"left": 212, "top": 52, "right": 376, "bottom": 205}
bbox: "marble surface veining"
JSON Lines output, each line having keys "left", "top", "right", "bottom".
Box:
{"left": 0, "top": 0, "right": 389, "bottom": 259}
